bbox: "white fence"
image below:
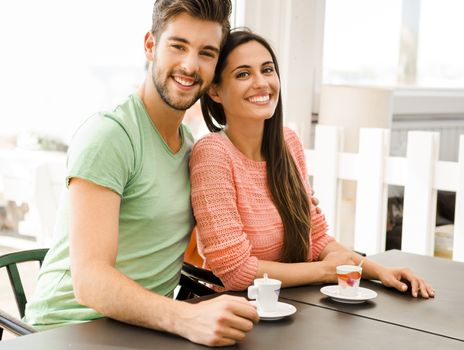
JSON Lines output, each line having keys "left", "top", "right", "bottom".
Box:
{"left": 306, "top": 125, "right": 464, "bottom": 262}
{"left": 2, "top": 126, "right": 463, "bottom": 261}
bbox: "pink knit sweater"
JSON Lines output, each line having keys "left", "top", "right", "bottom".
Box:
{"left": 190, "top": 128, "right": 334, "bottom": 291}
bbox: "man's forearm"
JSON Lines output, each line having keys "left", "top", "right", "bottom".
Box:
{"left": 73, "top": 263, "right": 184, "bottom": 334}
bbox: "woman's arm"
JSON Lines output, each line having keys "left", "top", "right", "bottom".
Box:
{"left": 318, "top": 241, "right": 435, "bottom": 298}
{"left": 190, "top": 135, "right": 341, "bottom": 289}
{"left": 255, "top": 260, "right": 339, "bottom": 287}
{"left": 254, "top": 240, "right": 356, "bottom": 287}
{"left": 190, "top": 137, "right": 258, "bottom": 291}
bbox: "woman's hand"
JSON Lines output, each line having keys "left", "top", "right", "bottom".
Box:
{"left": 377, "top": 267, "right": 435, "bottom": 298}
{"left": 320, "top": 251, "right": 357, "bottom": 283}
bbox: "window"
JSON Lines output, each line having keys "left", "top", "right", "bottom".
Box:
{"left": 417, "top": 0, "right": 464, "bottom": 88}
{"left": 323, "top": 0, "right": 464, "bottom": 89}
{"left": 0, "top": 0, "right": 156, "bottom": 142}
{"left": 323, "top": 0, "right": 402, "bottom": 86}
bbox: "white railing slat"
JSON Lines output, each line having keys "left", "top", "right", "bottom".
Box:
{"left": 453, "top": 135, "right": 464, "bottom": 261}
{"left": 305, "top": 150, "right": 316, "bottom": 177}
{"left": 354, "top": 129, "right": 390, "bottom": 255}
{"left": 311, "top": 125, "right": 342, "bottom": 239}
{"left": 401, "top": 131, "right": 439, "bottom": 255}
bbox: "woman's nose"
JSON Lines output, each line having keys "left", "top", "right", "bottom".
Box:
{"left": 252, "top": 73, "right": 267, "bottom": 88}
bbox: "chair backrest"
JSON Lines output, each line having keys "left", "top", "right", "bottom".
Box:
{"left": 177, "top": 262, "right": 224, "bottom": 301}
{"left": 184, "top": 227, "right": 205, "bottom": 267}
{"left": 0, "top": 248, "right": 49, "bottom": 318}
{"left": 178, "top": 227, "right": 224, "bottom": 300}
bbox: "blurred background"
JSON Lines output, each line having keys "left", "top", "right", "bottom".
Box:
{"left": 0, "top": 0, "right": 463, "bottom": 254}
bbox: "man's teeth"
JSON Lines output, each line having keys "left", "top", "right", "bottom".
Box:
{"left": 248, "top": 95, "right": 269, "bottom": 103}
{"left": 174, "top": 77, "right": 194, "bottom": 86}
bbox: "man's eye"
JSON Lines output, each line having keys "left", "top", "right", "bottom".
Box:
{"left": 200, "top": 51, "right": 216, "bottom": 58}
{"left": 172, "top": 44, "right": 185, "bottom": 51}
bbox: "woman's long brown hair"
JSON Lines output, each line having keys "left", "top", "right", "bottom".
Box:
{"left": 200, "top": 29, "right": 311, "bottom": 263}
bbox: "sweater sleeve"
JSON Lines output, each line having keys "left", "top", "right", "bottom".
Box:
{"left": 284, "top": 128, "right": 334, "bottom": 261}
{"left": 190, "top": 136, "right": 258, "bottom": 291}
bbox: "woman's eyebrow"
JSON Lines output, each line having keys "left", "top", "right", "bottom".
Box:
{"left": 232, "top": 64, "right": 251, "bottom": 73}
{"left": 262, "top": 61, "right": 274, "bottom": 66}
{"left": 231, "top": 61, "right": 275, "bottom": 73}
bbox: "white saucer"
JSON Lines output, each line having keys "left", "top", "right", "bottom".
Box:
{"left": 250, "top": 301, "right": 297, "bottom": 321}
{"left": 320, "top": 285, "right": 377, "bottom": 304}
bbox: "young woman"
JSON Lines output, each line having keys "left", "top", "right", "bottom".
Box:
{"left": 189, "top": 29, "right": 434, "bottom": 298}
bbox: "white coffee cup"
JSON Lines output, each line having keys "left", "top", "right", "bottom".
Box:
{"left": 247, "top": 274, "right": 281, "bottom": 312}
{"left": 336, "top": 265, "right": 362, "bottom": 297}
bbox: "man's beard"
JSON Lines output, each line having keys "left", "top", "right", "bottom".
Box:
{"left": 151, "top": 63, "right": 207, "bottom": 111}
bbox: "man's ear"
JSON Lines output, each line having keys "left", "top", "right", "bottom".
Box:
{"left": 144, "top": 32, "right": 155, "bottom": 62}
{"left": 208, "top": 85, "right": 222, "bottom": 104}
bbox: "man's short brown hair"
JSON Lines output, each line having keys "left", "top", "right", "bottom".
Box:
{"left": 151, "top": 0, "right": 232, "bottom": 47}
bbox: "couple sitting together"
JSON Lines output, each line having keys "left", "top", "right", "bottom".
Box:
{"left": 24, "top": 0, "right": 433, "bottom": 347}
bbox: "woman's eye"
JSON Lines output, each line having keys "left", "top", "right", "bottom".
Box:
{"left": 236, "top": 71, "right": 249, "bottom": 79}
{"left": 263, "top": 66, "right": 274, "bottom": 74}
{"left": 172, "top": 44, "right": 185, "bottom": 51}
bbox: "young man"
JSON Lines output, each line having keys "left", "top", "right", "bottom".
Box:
{"left": 24, "top": 0, "right": 258, "bottom": 346}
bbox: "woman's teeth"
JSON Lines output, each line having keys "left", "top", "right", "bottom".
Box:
{"left": 248, "top": 95, "right": 269, "bottom": 103}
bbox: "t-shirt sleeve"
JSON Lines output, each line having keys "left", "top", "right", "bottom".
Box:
{"left": 66, "top": 115, "right": 135, "bottom": 196}
{"left": 284, "top": 128, "right": 334, "bottom": 261}
{"left": 190, "top": 137, "right": 258, "bottom": 291}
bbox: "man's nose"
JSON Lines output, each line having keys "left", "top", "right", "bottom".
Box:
{"left": 180, "top": 53, "right": 200, "bottom": 75}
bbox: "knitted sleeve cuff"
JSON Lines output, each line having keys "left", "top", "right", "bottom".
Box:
{"left": 220, "top": 256, "right": 259, "bottom": 291}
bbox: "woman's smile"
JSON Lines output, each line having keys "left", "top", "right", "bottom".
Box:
{"left": 246, "top": 93, "right": 271, "bottom": 104}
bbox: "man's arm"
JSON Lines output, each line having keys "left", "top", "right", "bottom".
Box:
{"left": 69, "top": 178, "right": 258, "bottom": 346}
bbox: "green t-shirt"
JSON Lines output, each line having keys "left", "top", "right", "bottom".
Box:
{"left": 24, "top": 94, "right": 194, "bottom": 329}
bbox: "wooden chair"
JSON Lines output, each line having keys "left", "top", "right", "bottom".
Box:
{"left": 0, "top": 248, "right": 48, "bottom": 339}
{"left": 0, "top": 245, "right": 220, "bottom": 340}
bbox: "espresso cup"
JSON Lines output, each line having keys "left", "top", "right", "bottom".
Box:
{"left": 336, "top": 265, "right": 362, "bottom": 297}
{"left": 247, "top": 276, "right": 282, "bottom": 312}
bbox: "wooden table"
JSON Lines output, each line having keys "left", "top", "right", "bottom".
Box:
{"left": 280, "top": 249, "right": 464, "bottom": 341}
{"left": 1, "top": 250, "right": 462, "bottom": 349}
{"left": 2, "top": 299, "right": 463, "bottom": 350}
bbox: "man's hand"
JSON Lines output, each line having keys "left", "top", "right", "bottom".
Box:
{"left": 177, "top": 295, "right": 259, "bottom": 347}
{"left": 378, "top": 267, "right": 435, "bottom": 298}
{"left": 310, "top": 190, "right": 321, "bottom": 214}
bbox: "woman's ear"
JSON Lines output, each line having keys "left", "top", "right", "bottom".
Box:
{"left": 207, "top": 85, "right": 222, "bottom": 104}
